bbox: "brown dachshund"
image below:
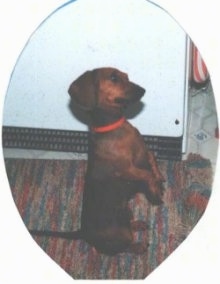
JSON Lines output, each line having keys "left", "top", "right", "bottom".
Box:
{"left": 68, "top": 67, "right": 165, "bottom": 254}
{"left": 30, "top": 67, "right": 165, "bottom": 255}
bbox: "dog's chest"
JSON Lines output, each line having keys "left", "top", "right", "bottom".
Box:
{"left": 90, "top": 123, "right": 147, "bottom": 165}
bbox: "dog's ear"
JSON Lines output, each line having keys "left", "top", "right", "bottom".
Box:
{"left": 68, "top": 70, "right": 97, "bottom": 111}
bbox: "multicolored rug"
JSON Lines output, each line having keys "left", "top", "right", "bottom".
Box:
{"left": 4, "top": 154, "right": 213, "bottom": 279}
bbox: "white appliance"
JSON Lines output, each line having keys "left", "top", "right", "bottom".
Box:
{"left": 3, "top": 0, "right": 190, "bottom": 159}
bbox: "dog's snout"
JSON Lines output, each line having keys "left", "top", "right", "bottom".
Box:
{"left": 129, "top": 83, "right": 145, "bottom": 102}
{"left": 68, "top": 83, "right": 74, "bottom": 97}
{"left": 135, "top": 84, "right": 145, "bottom": 97}
{"left": 140, "top": 86, "right": 146, "bottom": 96}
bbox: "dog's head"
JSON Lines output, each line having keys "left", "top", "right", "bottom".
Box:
{"left": 68, "top": 67, "right": 145, "bottom": 111}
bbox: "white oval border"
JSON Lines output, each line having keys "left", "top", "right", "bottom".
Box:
{"left": 0, "top": 1, "right": 219, "bottom": 283}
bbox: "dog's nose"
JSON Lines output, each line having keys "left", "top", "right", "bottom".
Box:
{"left": 125, "top": 83, "right": 145, "bottom": 104}
{"left": 134, "top": 84, "right": 145, "bottom": 98}
{"left": 138, "top": 85, "right": 145, "bottom": 95}
{"left": 68, "top": 83, "right": 74, "bottom": 97}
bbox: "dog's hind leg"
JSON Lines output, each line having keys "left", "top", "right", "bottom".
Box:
{"left": 130, "top": 220, "right": 148, "bottom": 231}
{"left": 126, "top": 242, "right": 149, "bottom": 254}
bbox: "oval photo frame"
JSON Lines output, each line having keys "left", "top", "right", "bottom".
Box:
{"left": 1, "top": 0, "right": 219, "bottom": 281}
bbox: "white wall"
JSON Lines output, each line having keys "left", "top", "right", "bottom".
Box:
{"left": 3, "top": 0, "right": 188, "bottom": 137}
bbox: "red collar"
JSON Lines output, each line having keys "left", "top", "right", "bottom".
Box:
{"left": 91, "top": 117, "right": 126, "bottom": 133}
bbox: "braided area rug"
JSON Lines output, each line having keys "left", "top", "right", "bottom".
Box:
{"left": 4, "top": 153, "right": 212, "bottom": 279}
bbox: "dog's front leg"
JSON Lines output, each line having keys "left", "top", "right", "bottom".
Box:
{"left": 115, "top": 165, "right": 153, "bottom": 182}
{"left": 115, "top": 166, "right": 163, "bottom": 202}
{"left": 146, "top": 150, "right": 165, "bottom": 182}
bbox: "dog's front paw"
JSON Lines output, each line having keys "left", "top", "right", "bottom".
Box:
{"left": 154, "top": 171, "right": 166, "bottom": 183}
{"left": 146, "top": 180, "right": 165, "bottom": 205}
{"left": 149, "top": 194, "right": 163, "bottom": 205}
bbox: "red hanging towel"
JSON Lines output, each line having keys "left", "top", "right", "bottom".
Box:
{"left": 192, "top": 44, "right": 209, "bottom": 84}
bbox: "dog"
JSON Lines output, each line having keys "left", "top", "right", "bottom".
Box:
{"left": 30, "top": 67, "right": 165, "bottom": 255}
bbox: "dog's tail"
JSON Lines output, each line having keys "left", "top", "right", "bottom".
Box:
{"left": 29, "top": 229, "right": 83, "bottom": 240}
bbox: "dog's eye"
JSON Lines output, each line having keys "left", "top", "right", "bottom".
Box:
{"left": 110, "top": 73, "right": 118, "bottom": 83}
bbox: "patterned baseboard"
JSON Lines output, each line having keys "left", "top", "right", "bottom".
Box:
{"left": 2, "top": 126, "right": 183, "bottom": 160}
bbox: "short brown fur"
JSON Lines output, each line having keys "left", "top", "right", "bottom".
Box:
{"left": 67, "top": 67, "right": 165, "bottom": 255}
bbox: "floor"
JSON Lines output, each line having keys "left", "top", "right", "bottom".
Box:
{"left": 3, "top": 82, "right": 219, "bottom": 169}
